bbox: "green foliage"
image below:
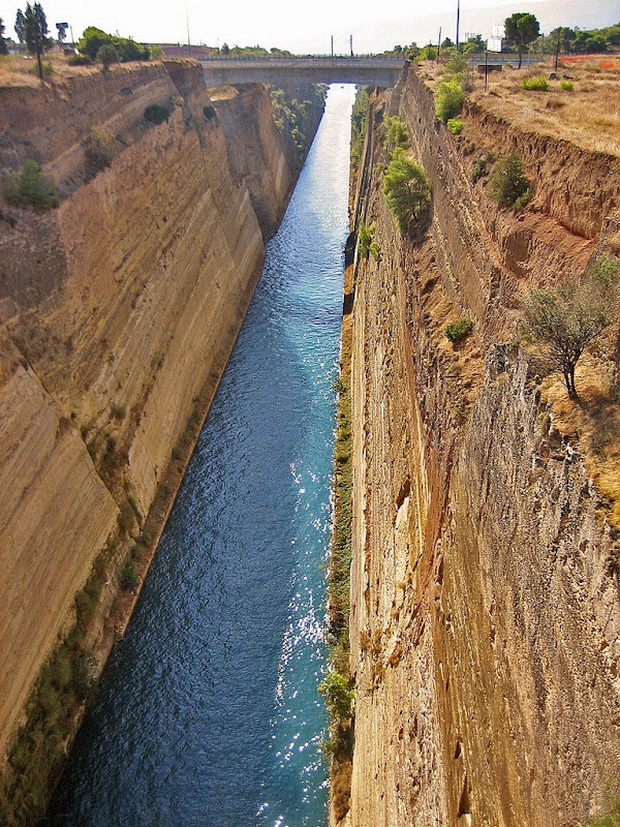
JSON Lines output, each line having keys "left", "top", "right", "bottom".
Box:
{"left": 120, "top": 559, "right": 140, "bottom": 592}
{"left": 369, "top": 240, "right": 381, "bottom": 261}
{"left": 560, "top": 79, "right": 574, "bottom": 91}
{"left": 445, "top": 317, "right": 474, "bottom": 343}
{"left": 357, "top": 222, "right": 375, "bottom": 259}
{"left": 520, "top": 75, "right": 548, "bottom": 91}
{"left": 549, "top": 24, "right": 618, "bottom": 54}
{"left": 68, "top": 53, "right": 93, "bottom": 65}
{"left": 23, "top": 2, "right": 52, "bottom": 78}
{"left": 488, "top": 151, "right": 531, "bottom": 211}
{"left": 15, "top": 8, "right": 25, "bottom": 44}
{"left": 83, "top": 128, "right": 115, "bottom": 173}
{"left": 504, "top": 12, "right": 540, "bottom": 67}
{"left": 150, "top": 44, "right": 164, "bottom": 59}
{"left": 435, "top": 79, "right": 465, "bottom": 123}
{"left": 78, "top": 26, "right": 150, "bottom": 62}
{"left": 419, "top": 44, "right": 437, "bottom": 60}
{"left": 96, "top": 42, "right": 119, "bottom": 71}
{"left": 447, "top": 118, "right": 464, "bottom": 134}
{"left": 351, "top": 85, "right": 370, "bottom": 167}
{"left": 143, "top": 103, "right": 170, "bottom": 125}
{"left": 3, "top": 159, "right": 59, "bottom": 210}
{"left": 318, "top": 670, "right": 354, "bottom": 723}
{"left": 383, "top": 114, "right": 409, "bottom": 149}
{"left": 269, "top": 85, "right": 325, "bottom": 153}
{"left": 522, "top": 256, "right": 619, "bottom": 398}
{"left": 591, "top": 787, "right": 620, "bottom": 826}
{"left": 383, "top": 146, "right": 431, "bottom": 235}
{"left": 0, "top": 18, "right": 8, "bottom": 55}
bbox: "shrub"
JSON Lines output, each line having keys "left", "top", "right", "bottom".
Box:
{"left": 3, "top": 159, "right": 60, "bottom": 210}
{"left": 68, "top": 53, "right": 93, "bottom": 65}
{"left": 435, "top": 79, "right": 464, "bottom": 123}
{"left": 83, "top": 129, "right": 115, "bottom": 173}
{"left": 520, "top": 75, "right": 549, "bottom": 91}
{"left": 144, "top": 103, "right": 170, "bottom": 125}
{"left": 560, "top": 79, "right": 574, "bottom": 91}
{"left": 383, "top": 114, "right": 409, "bottom": 149}
{"left": 445, "top": 317, "right": 474, "bottom": 343}
{"left": 383, "top": 147, "right": 431, "bottom": 235}
{"left": 447, "top": 118, "right": 464, "bottom": 134}
{"left": 488, "top": 151, "right": 532, "bottom": 211}
{"left": 357, "top": 222, "right": 375, "bottom": 259}
{"left": 150, "top": 44, "right": 164, "bottom": 59}
{"left": 369, "top": 240, "right": 381, "bottom": 261}
{"left": 318, "top": 670, "right": 354, "bottom": 723}
{"left": 119, "top": 559, "right": 140, "bottom": 592}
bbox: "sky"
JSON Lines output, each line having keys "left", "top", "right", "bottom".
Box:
{"left": 3, "top": 0, "right": 619, "bottom": 54}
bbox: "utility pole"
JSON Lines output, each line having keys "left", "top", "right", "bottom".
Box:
{"left": 186, "top": 1, "right": 191, "bottom": 57}
{"left": 437, "top": 27, "right": 441, "bottom": 62}
{"left": 455, "top": 0, "right": 460, "bottom": 50}
{"left": 331, "top": 35, "right": 334, "bottom": 57}
{"left": 350, "top": 34, "right": 353, "bottom": 56}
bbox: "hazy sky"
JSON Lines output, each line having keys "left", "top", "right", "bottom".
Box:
{"left": 4, "top": 0, "right": 619, "bottom": 54}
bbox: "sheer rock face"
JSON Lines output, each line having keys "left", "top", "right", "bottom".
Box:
{"left": 0, "top": 62, "right": 322, "bottom": 768}
{"left": 348, "top": 66, "right": 620, "bottom": 827}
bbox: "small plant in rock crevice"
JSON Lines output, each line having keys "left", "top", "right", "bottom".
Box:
{"left": 445, "top": 317, "right": 474, "bottom": 344}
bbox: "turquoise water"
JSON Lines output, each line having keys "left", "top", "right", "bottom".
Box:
{"left": 48, "top": 83, "right": 355, "bottom": 827}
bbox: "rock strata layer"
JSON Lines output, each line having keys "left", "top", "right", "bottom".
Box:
{"left": 0, "top": 61, "right": 323, "bottom": 823}
{"left": 347, "top": 64, "right": 620, "bottom": 826}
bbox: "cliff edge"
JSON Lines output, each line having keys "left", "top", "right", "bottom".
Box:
{"left": 347, "top": 60, "right": 620, "bottom": 826}
{"left": 0, "top": 60, "right": 323, "bottom": 824}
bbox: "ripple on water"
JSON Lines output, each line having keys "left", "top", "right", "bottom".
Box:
{"left": 48, "top": 84, "right": 356, "bottom": 827}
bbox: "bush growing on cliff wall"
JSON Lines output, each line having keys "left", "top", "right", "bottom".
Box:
{"left": 83, "top": 129, "right": 115, "bottom": 173}
{"left": 383, "top": 114, "right": 409, "bottom": 150}
{"left": 318, "top": 670, "right": 354, "bottom": 723}
{"left": 488, "top": 151, "right": 532, "bottom": 211}
{"left": 383, "top": 147, "right": 431, "bottom": 235}
{"left": 522, "top": 255, "right": 619, "bottom": 398}
{"left": 144, "top": 103, "right": 171, "bottom": 125}
{"left": 357, "top": 222, "right": 375, "bottom": 259}
{"left": 3, "top": 159, "right": 59, "bottom": 210}
{"left": 435, "top": 79, "right": 465, "bottom": 123}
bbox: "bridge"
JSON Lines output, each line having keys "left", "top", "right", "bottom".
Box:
{"left": 199, "top": 56, "right": 405, "bottom": 87}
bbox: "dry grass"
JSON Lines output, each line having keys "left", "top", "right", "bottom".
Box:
{"left": 468, "top": 58, "right": 620, "bottom": 157}
{"left": 0, "top": 48, "right": 157, "bottom": 88}
{"left": 421, "top": 57, "right": 620, "bottom": 157}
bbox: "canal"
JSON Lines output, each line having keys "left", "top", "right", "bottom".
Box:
{"left": 48, "top": 83, "right": 356, "bottom": 827}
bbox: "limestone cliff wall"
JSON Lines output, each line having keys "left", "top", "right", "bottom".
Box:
{"left": 348, "top": 64, "right": 620, "bottom": 826}
{"left": 0, "top": 60, "right": 323, "bottom": 816}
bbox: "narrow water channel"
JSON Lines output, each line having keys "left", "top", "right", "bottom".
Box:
{"left": 48, "top": 83, "right": 356, "bottom": 827}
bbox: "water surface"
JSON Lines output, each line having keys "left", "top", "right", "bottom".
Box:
{"left": 49, "top": 83, "right": 355, "bottom": 827}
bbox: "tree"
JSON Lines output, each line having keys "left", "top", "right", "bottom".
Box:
{"left": 96, "top": 43, "right": 119, "bottom": 71}
{"left": 15, "top": 9, "right": 25, "bottom": 44}
{"left": 3, "top": 159, "right": 60, "bottom": 210}
{"left": 23, "top": 3, "right": 51, "bottom": 80}
{"left": 383, "top": 147, "right": 431, "bottom": 234}
{"left": 505, "top": 12, "right": 540, "bottom": 68}
{"left": 0, "top": 18, "right": 8, "bottom": 55}
{"left": 523, "top": 257, "right": 619, "bottom": 398}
